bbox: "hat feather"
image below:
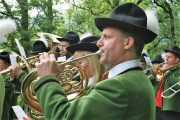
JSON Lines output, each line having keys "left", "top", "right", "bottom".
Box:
{"left": 80, "top": 33, "right": 93, "bottom": 40}
{"left": 161, "top": 52, "right": 166, "bottom": 61}
{"left": 38, "top": 37, "right": 49, "bottom": 48}
{"left": 0, "top": 18, "right": 16, "bottom": 43}
{"left": 145, "top": 10, "right": 159, "bottom": 35}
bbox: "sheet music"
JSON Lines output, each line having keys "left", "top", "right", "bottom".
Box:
{"left": 10, "top": 54, "right": 18, "bottom": 65}
{"left": 12, "top": 106, "right": 29, "bottom": 120}
{"left": 144, "top": 56, "right": 152, "bottom": 67}
{"left": 57, "top": 56, "right": 66, "bottom": 61}
{"left": 15, "top": 38, "right": 27, "bottom": 59}
{"left": 15, "top": 38, "right": 29, "bottom": 67}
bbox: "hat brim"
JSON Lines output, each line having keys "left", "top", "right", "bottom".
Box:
{"left": 66, "top": 43, "right": 99, "bottom": 54}
{"left": 164, "top": 49, "right": 180, "bottom": 58}
{"left": 31, "top": 48, "right": 50, "bottom": 55}
{"left": 57, "top": 38, "right": 77, "bottom": 44}
{"left": 94, "top": 18, "right": 157, "bottom": 44}
{"left": 152, "top": 60, "right": 162, "bottom": 64}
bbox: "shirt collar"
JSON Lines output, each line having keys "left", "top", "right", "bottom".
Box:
{"left": 108, "top": 60, "right": 140, "bottom": 78}
{"left": 67, "top": 56, "right": 73, "bottom": 61}
{"left": 88, "top": 77, "right": 94, "bottom": 86}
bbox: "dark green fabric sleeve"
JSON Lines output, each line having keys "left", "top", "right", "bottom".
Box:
{"left": 33, "top": 70, "right": 155, "bottom": 120}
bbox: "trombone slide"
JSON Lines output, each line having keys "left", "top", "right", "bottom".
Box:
{"left": 161, "top": 81, "right": 180, "bottom": 98}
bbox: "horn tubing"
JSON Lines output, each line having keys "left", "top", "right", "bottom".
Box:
{"left": 58, "top": 50, "right": 101, "bottom": 66}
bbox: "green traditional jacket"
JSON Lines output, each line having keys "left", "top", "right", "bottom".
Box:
{"left": 33, "top": 70, "right": 155, "bottom": 120}
{"left": 1, "top": 72, "right": 27, "bottom": 120}
{"left": 153, "top": 67, "right": 180, "bottom": 112}
{"left": 0, "top": 74, "right": 5, "bottom": 119}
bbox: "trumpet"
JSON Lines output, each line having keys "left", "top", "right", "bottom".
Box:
{"left": 0, "top": 32, "right": 61, "bottom": 75}
{"left": 0, "top": 51, "right": 54, "bottom": 75}
{"left": 146, "top": 62, "right": 180, "bottom": 81}
{"left": 161, "top": 81, "right": 180, "bottom": 98}
{"left": 0, "top": 56, "right": 33, "bottom": 75}
{"left": 155, "top": 62, "right": 180, "bottom": 81}
{"left": 144, "top": 62, "right": 165, "bottom": 73}
{"left": 21, "top": 50, "right": 101, "bottom": 119}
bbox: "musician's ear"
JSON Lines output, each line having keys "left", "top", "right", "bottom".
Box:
{"left": 175, "top": 57, "right": 179, "bottom": 63}
{"left": 124, "top": 37, "right": 134, "bottom": 49}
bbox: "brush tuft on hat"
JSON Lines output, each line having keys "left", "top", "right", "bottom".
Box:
{"left": 145, "top": 10, "right": 159, "bottom": 35}
{"left": 80, "top": 33, "right": 93, "bottom": 40}
{"left": 38, "top": 37, "right": 49, "bottom": 48}
{"left": 0, "top": 18, "right": 17, "bottom": 43}
{"left": 161, "top": 52, "right": 166, "bottom": 61}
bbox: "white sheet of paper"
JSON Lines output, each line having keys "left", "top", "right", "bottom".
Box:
{"left": 10, "top": 54, "right": 18, "bottom": 65}
{"left": 144, "top": 56, "right": 152, "bottom": 66}
{"left": 12, "top": 106, "right": 29, "bottom": 120}
{"left": 15, "top": 38, "right": 29, "bottom": 67}
{"left": 57, "top": 56, "right": 66, "bottom": 61}
{"left": 15, "top": 38, "right": 27, "bottom": 59}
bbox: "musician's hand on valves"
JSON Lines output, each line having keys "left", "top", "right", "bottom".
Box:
{"left": 8, "top": 64, "right": 23, "bottom": 78}
{"left": 151, "top": 64, "right": 158, "bottom": 75}
{"left": 35, "top": 52, "right": 62, "bottom": 78}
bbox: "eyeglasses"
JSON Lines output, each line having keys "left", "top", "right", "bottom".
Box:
{"left": 59, "top": 45, "right": 69, "bottom": 48}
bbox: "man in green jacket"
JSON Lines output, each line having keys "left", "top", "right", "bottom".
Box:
{"left": 0, "top": 51, "right": 27, "bottom": 120}
{"left": 0, "top": 74, "right": 5, "bottom": 119}
{"left": 152, "top": 46, "right": 180, "bottom": 120}
{"left": 33, "top": 3, "right": 159, "bottom": 120}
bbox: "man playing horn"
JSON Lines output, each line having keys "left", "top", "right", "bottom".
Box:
{"left": 32, "top": 3, "right": 159, "bottom": 119}
{"left": 0, "top": 74, "right": 5, "bottom": 119}
{"left": 152, "top": 46, "right": 180, "bottom": 120}
{"left": 0, "top": 51, "right": 26, "bottom": 120}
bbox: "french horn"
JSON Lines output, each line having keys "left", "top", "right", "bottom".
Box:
{"left": 21, "top": 48, "right": 101, "bottom": 119}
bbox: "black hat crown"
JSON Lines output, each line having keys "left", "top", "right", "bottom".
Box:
{"left": 152, "top": 54, "right": 164, "bottom": 64}
{"left": 57, "top": 31, "right": 80, "bottom": 44}
{"left": 66, "top": 36, "right": 100, "bottom": 54}
{"left": 0, "top": 52, "right": 10, "bottom": 63}
{"left": 31, "top": 40, "right": 50, "bottom": 55}
{"left": 164, "top": 46, "right": 180, "bottom": 58}
{"left": 94, "top": 2, "right": 157, "bottom": 44}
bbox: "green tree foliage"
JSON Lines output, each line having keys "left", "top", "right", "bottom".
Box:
{"left": 0, "top": 0, "right": 180, "bottom": 60}
{"left": 63, "top": 0, "right": 180, "bottom": 59}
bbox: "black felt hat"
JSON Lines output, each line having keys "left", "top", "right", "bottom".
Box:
{"left": 164, "top": 46, "right": 180, "bottom": 58}
{"left": 57, "top": 31, "right": 80, "bottom": 44}
{"left": 94, "top": 2, "right": 157, "bottom": 44}
{"left": 140, "top": 53, "right": 147, "bottom": 62}
{"left": 31, "top": 40, "right": 50, "bottom": 55}
{"left": 152, "top": 54, "right": 164, "bottom": 64}
{"left": 0, "top": 52, "right": 10, "bottom": 63}
{"left": 66, "top": 36, "right": 100, "bottom": 54}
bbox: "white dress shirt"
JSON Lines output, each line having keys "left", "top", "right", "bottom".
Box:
{"left": 108, "top": 60, "right": 140, "bottom": 78}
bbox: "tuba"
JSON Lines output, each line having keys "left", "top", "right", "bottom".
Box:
{"left": 21, "top": 44, "right": 101, "bottom": 119}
